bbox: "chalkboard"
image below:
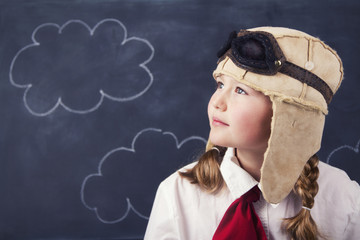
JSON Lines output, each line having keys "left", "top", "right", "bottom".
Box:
{"left": 1, "top": 0, "right": 359, "bottom": 239}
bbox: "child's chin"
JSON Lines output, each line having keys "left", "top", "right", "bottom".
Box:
{"left": 209, "top": 136, "right": 227, "bottom": 148}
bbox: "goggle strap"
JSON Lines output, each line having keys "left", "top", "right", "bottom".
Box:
{"left": 279, "top": 61, "right": 333, "bottom": 104}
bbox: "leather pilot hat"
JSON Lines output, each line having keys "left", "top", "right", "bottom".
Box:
{"left": 212, "top": 27, "right": 343, "bottom": 204}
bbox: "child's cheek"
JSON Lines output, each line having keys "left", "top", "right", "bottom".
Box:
{"left": 233, "top": 109, "right": 267, "bottom": 142}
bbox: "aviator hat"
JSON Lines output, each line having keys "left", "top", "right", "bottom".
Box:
{"left": 213, "top": 27, "right": 343, "bottom": 204}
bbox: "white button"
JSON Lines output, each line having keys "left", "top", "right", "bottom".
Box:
{"left": 305, "top": 61, "right": 314, "bottom": 71}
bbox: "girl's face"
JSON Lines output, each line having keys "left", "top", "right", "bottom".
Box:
{"left": 208, "top": 74, "right": 273, "bottom": 154}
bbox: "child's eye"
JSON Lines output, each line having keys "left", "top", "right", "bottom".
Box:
{"left": 216, "top": 81, "right": 224, "bottom": 90}
{"left": 235, "top": 87, "right": 246, "bottom": 95}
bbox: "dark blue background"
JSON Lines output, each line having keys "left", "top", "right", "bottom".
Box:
{"left": 1, "top": 0, "right": 359, "bottom": 239}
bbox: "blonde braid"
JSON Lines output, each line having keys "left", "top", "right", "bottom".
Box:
{"left": 179, "top": 146, "right": 226, "bottom": 193}
{"left": 282, "top": 154, "right": 321, "bottom": 240}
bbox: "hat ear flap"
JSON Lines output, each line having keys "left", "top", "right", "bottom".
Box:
{"left": 260, "top": 97, "right": 325, "bottom": 204}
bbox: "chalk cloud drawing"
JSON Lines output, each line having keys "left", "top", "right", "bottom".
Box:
{"left": 9, "top": 19, "right": 154, "bottom": 116}
{"left": 326, "top": 138, "right": 360, "bottom": 183}
{"left": 81, "top": 128, "right": 206, "bottom": 223}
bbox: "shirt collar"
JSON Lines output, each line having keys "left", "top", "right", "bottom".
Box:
{"left": 220, "top": 147, "right": 259, "bottom": 199}
{"left": 220, "top": 148, "right": 280, "bottom": 208}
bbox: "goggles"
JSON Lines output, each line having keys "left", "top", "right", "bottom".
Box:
{"left": 217, "top": 30, "right": 333, "bottom": 104}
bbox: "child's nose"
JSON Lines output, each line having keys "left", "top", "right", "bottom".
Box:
{"left": 213, "top": 93, "right": 227, "bottom": 111}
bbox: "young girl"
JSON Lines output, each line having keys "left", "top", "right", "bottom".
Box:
{"left": 144, "top": 27, "right": 360, "bottom": 239}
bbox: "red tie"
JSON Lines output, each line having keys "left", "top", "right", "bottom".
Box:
{"left": 213, "top": 185, "right": 267, "bottom": 240}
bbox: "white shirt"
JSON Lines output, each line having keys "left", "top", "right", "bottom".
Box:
{"left": 144, "top": 148, "right": 360, "bottom": 240}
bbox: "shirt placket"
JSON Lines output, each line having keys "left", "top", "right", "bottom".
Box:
{"left": 254, "top": 194, "right": 270, "bottom": 239}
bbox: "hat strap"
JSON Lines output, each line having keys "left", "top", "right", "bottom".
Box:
{"left": 279, "top": 61, "right": 333, "bottom": 104}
